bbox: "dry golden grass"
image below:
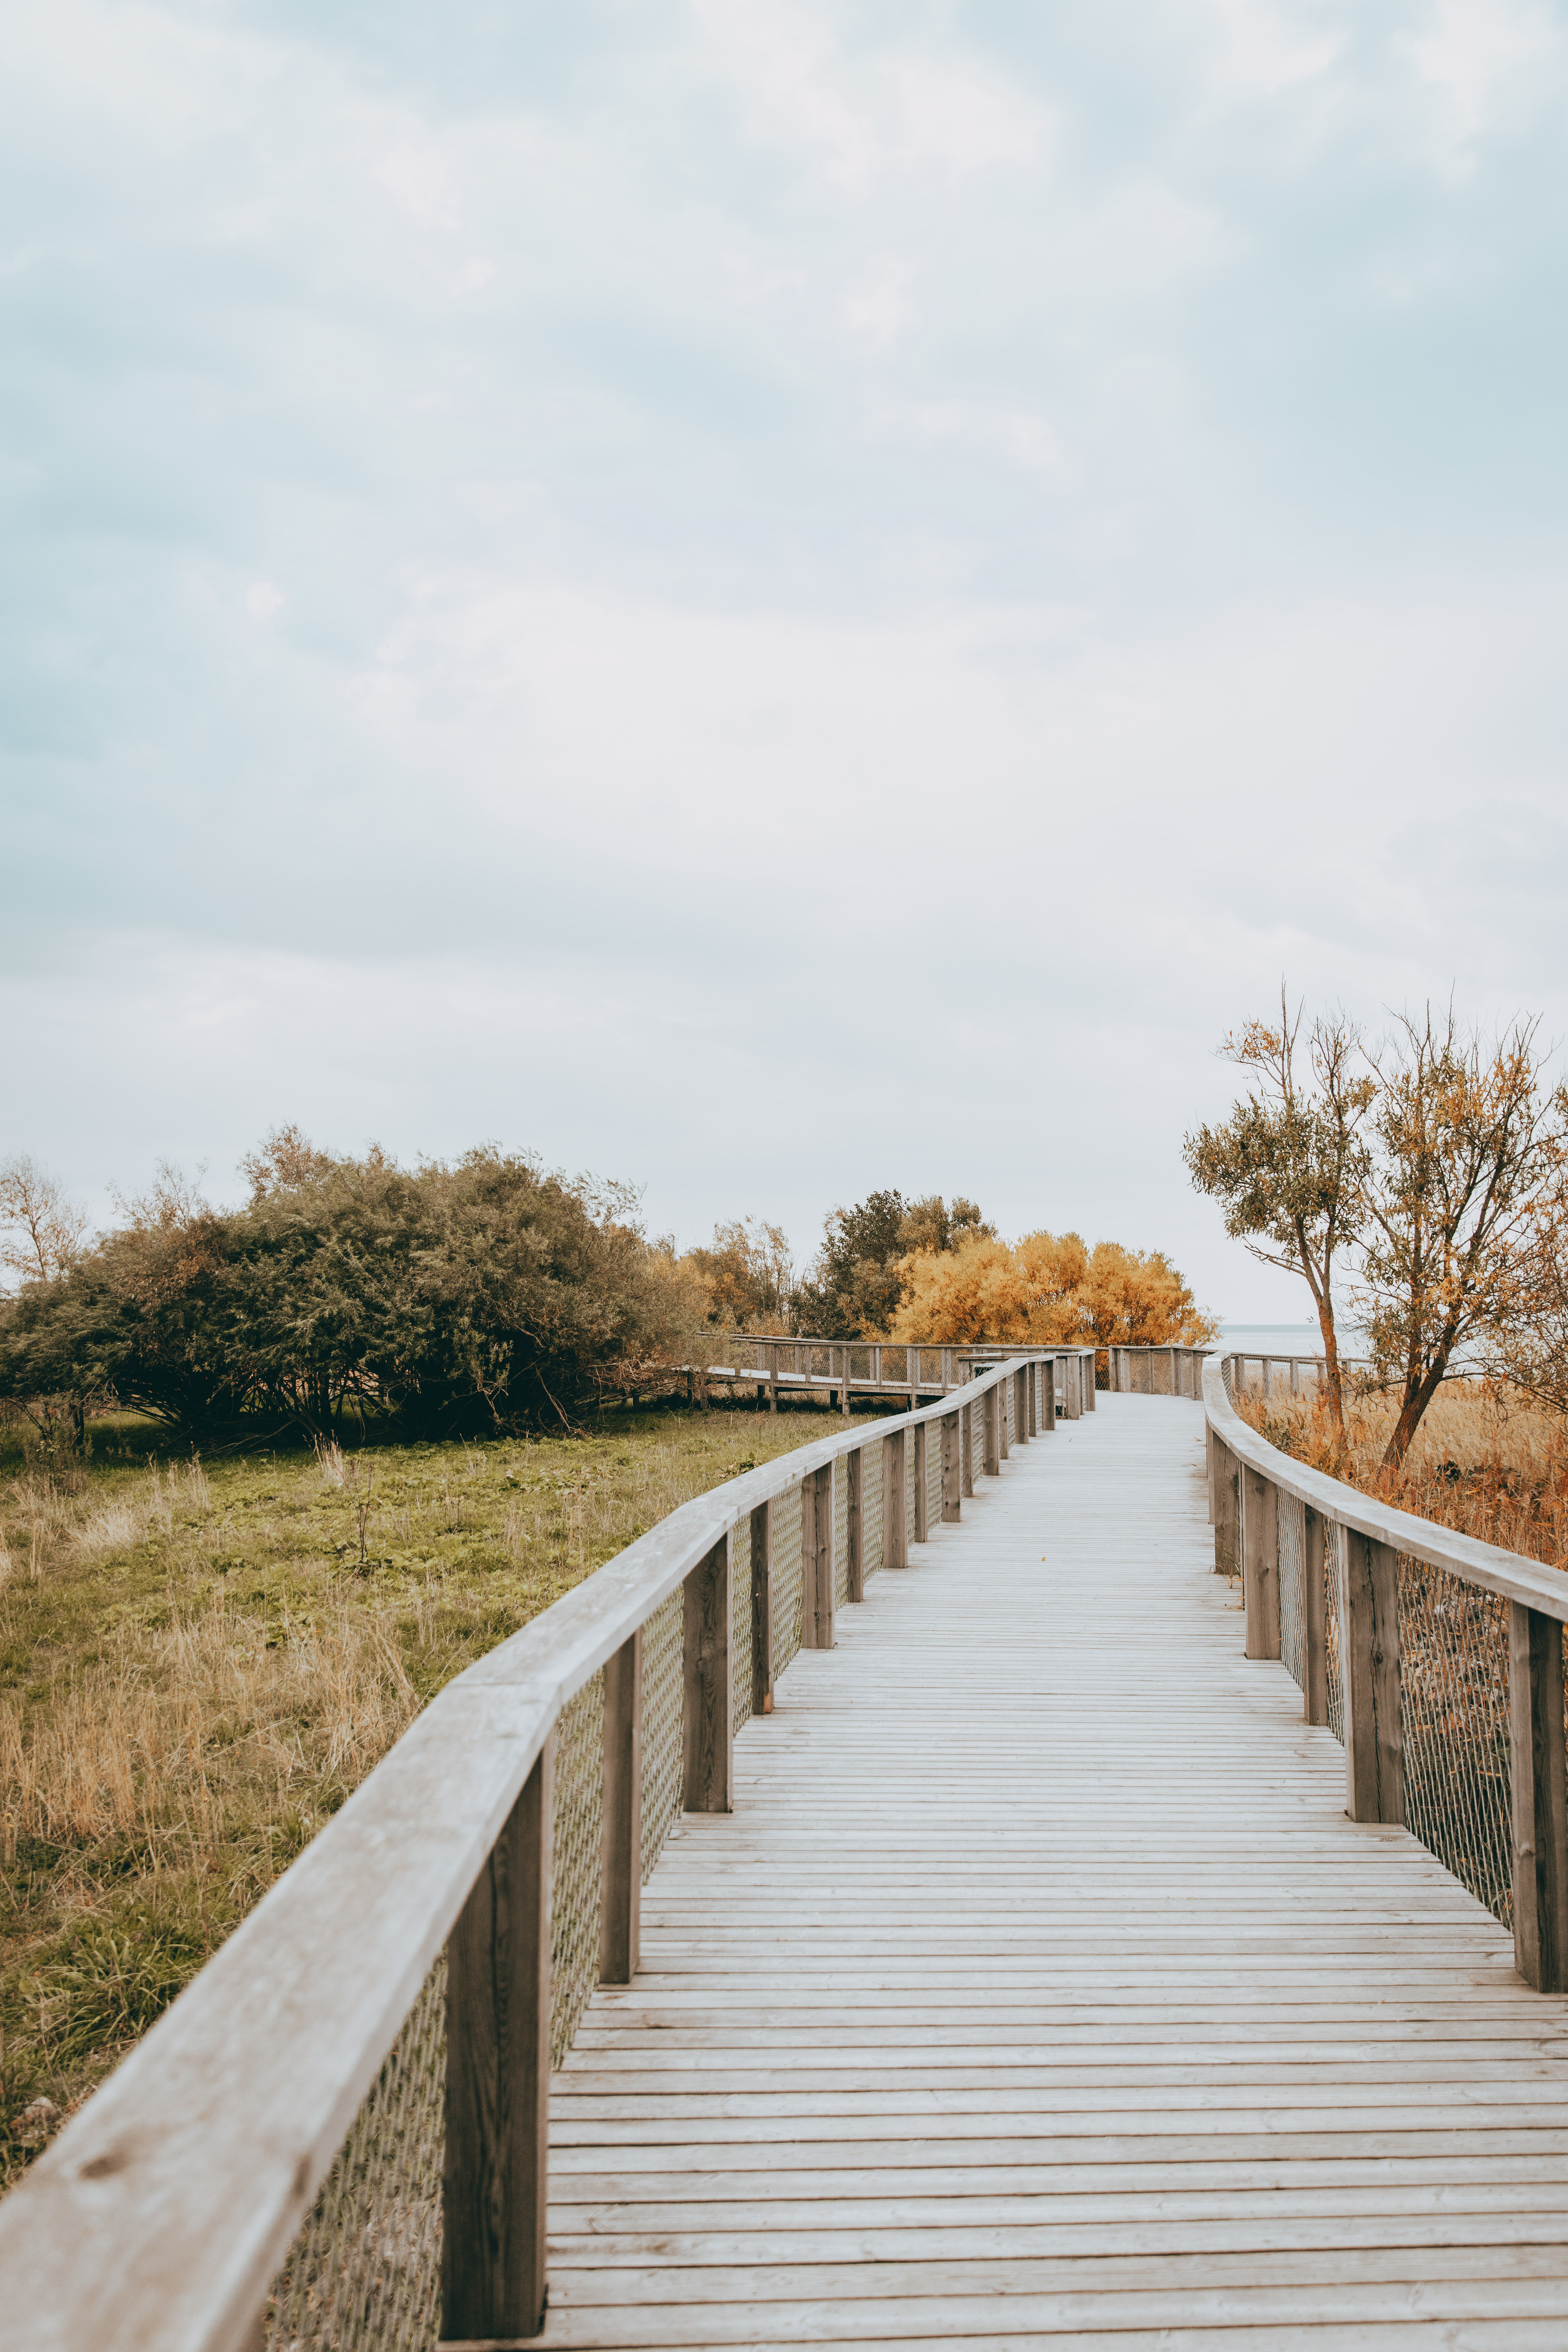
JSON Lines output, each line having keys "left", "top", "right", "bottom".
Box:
{"left": 0, "top": 1395, "right": 863, "bottom": 2180}
{"left": 1237, "top": 1377, "right": 1568, "bottom": 1569}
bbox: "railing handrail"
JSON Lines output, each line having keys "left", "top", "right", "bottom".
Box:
{"left": 0, "top": 1352, "right": 1062, "bottom": 2352}
{"left": 1204, "top": 1355, "right": 1568, "bottom": 1624}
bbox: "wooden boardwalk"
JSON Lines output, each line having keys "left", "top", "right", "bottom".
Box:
{"left": 545, "top": 1395, "right": 1568, "bottom": 2347}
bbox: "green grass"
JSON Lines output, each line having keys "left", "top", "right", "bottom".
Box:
{"left": 0, "top": 1393, "right": 855, "bottom": 2182}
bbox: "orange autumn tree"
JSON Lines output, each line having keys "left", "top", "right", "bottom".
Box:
{"left": 888, "top": 1230, "right": 1219, "bottom": 1349}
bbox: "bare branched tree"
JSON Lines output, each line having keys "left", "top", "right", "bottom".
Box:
{"left": 0, "top": 1154, "right": 89, "bottom": 1286}
{"left": 1356, "top": 1007, "right": 1566, "bottom": 1471}
{"left": 1183, "top": 990, "right": 1373, "bottom": 1435}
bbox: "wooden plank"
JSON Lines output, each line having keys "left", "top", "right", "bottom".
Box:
{"left": 545, "top": 1397, "right": 1568, "bottom": 2349}
{"left": 884, "top": 1428, "right": 908, "bottom": 1570}
{"left": 1341, "top": 1530, "right": 1402, "bottom": 1826}
{"left": 1242, "top": 1465, "right": 1281, "bottom": 1662}
{"left": 444, "top": 1732, "right": 553, "bottom": 2343}
{"left": 599, "top": 1632, "right": 642, "bottom": 1984}
{"left": 750, "top": 1502, "right": 773, "bottom": 1714}
{"left": 846, "top": 1450, "right": 864, "bottom": 1602}
{"left": 1302, "top": 1507, "right": 1328, "bottom": 1728}
{"left": 682, "top": 1536, "right": 733, "bottom": 1810}
{"left": 1511, "top": 1601, "right": 1568, "bottom": 1992}
{"left": 914, "top": 1421, "right": 930, "bottom": 1543}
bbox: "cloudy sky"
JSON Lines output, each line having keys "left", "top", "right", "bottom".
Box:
{"left": 5, "top": 0, "right": 1568, "bottom": 1318}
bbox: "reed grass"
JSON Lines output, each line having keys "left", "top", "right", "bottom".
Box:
{"left": 1237, "top": 1378, "right": 1568, "bottom": 1569}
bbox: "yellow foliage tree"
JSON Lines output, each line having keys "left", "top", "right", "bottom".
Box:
{"left": 889, "top": 1231, "right": 1219, "bottom": 1349}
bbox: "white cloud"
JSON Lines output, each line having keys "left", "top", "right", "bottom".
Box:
{"left": 453, "top": 255, "right": 496, "bottom": 296}
{"left": 841, "top": 254, "right": 916, "bottom": 344}
{"left": 371, "top": 137, "right": 463, "bottom": 229}
{"left": 245, "top": 581, "right": 286, "bottom": 621}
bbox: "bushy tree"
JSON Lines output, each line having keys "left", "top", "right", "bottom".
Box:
{"left": 890, "top": 1231, "right": 1217, "bottom": 1348}
{"left": 681, "top": 1218, "right": 796, "bottom": 1329}
{"left": 793, "top": 1190, "right": 996, "bottom": 1337}
{"left": 0, "top": 1136, "right": 707, "bottom": 1442}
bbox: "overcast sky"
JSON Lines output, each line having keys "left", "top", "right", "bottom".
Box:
{"left": 5, "top": 0, "right": 1568, "bottom": 1319}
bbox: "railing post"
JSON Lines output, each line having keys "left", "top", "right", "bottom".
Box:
{"left": 941, "top": 1410, "right": 960, "bottom": 1521}
{"left": 1302, "top": 1505, "right": 1328, "bottom": 1727}
{"left": 983, "top": 1384, "right": 1000, "bottom": 1476}
{"left": 1510, "top": 1602, "right": 1568, "bottom": 1991}
{"left": 599, "top": 1633, "right": 642, "bottom": 1985}
{"left": 1014, "top": 1368, "right": 1028, "bottom": 1441}
{"left": 751, "top": 1499, "right": 774, "bottom": 1712}
{"left": 839, "top": 1344, "right": 851, "bottom": 1417}
{"left": 960, "top": 1400, "right": 975, "bottom": 1495}
{"left": 1241, "top": 1464, "right": 1280, "bottom": 1661}
{"left": 942, "top": 1346, "right": 953, "bottom": 1391}
{"left": 1213, "top": 1440, "right": 1239, "bottom": 1575}
{"left": 884, "top": 1427, "right": 908, "bottom": 1567}
{"left": 1085, "top": 1349, "right": 1096, "bottom": 1410}
{"left": 847, "top": 1447, "right": 864, "bottom": 1598}
{"left": 1340, "top": 1528, "right": 1403, "bottom": 1824}
{"left": 767, "top": 1341, "right": 778, "bottom": 1413}
{"left": 443, "top": 1734, "right": 554, "bottom": 2344}
{"left": 683, "top": 1532, "right": 734, "bottom": 1806}
{"left": 998, "top": 1378, "right": 1010, "bottom": 1461}
{"left": 913, "top": 1419, "right": 929, "bottom": 1540}
{"left": 1042, "top": 1357, "right": 1056, "bottom": 1433}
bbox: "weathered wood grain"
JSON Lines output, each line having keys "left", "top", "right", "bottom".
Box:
{"left": 545, "top": 1397, "right": 1568, "bottom": 2348}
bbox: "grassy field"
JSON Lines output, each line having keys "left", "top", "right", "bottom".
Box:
{"left": 0, "top": 1393, "right": 849, "bottom": 2182}
{"left": 1236, "top": 1377, "right": 1568, "bottom": 1567}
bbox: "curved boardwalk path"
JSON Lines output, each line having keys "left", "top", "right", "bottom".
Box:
{"left": 545, "top": 1395, "right": 1568, "bottom": 2347}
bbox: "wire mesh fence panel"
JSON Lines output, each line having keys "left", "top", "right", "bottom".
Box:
{"left": 862, "top": 1434, "right": 884, "bottom": 1579}
{"left": 640, "top": 1586, "right": 683, "bottom": 1885}
{"left": 1400, "top": 1555, "right": 1513, "bottom": 1927}
{"left": 772, "top": 1482, "right": 804, "bottom": 1680}
{"left": 266, "top": 1955, "right": 444, "bottom": 2352}
{"left": 551, "top": 1670, "right": 605, "bottom": 2068}
{"left": 1325, "top": 1520, "right": 1345, "bottom": 1746}
{"left": 1277, "top": 1491, "right": 1306, "bottom": 1697}
{"left": 730, "top": 1511, "right": 753, "bottom": 1732}
{"left": 833, "top": 1460, "right": 849, "bottom": 1606}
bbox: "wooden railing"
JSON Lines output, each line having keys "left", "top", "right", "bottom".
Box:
{"left": 0, "top": 1350, "right": 1086, "bottom": 2352}
{"left": 1204, "top": 1354, "right": 1568, "bottom": 1995}
{"left": 682, "top": 1334, "right": 1096, "bottom": 1416}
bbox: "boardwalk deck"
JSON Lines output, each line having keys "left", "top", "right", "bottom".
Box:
{"left": 545, "top": 1395, "right": 1568, "bottom": 2347}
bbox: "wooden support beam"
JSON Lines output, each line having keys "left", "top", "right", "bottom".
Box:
{"left": 940, "top": 1410, "right": 960, "bottom": 1522}
{"left": 884, "top": 1428, "right": 908, "bottom": 1567}
{"left": 1085, "top": 1351, "right": 1096, "bottom": 1411}
{"left": 767, "top": 1343, "right": 777, "bottom": 1413}
{"left": 1042, "top": 1358, "right": 1056, "bottom": 1433}
{"left": 598, "top": 1632, "right": 642, "bottom": 1986}
{"left": 1510, "top": 1602, "right": 1568, "bottom": 1992}
{"left": 1016, "top": 1367, "right": 1029, "bottom": 1442}
{"left": 750, "top": 1500, "right": 774, "bottom": 1714}
{"left": 443, "top": 1735, "right": 554, "bottom": 2344}
{"left": 801, "top": 1465, "right": 836, "bottom": 1644}
{"left": 1340, "top": 1528, "right": 1403, "bottom": 1825}
{"left": 1241, "top": 1464, "right": 1280, "bottom": 1662}
{"left": 1027, "top": 1364, "right": 1037, "bottom": 1438}
{"left": 998, "top": 1380, "right": 1010, "bottom": 1462}
{"left": 1302, "top": 1505, "right": 1328, "bottom": 1727}
{"left": 683, "top": 1533, "right": 733, "bottom": 1809}
{"left": 846, "top": 1448, "right": 864, "bottom": 1598}
{"left": 960, "top": 1400, "right": 974, "bottom": 1497}
{"left": 913, "top": 1420, "right": 929, "bottom": 1542}
{"left": 983, "top": 1384, "right": 1000, "bottom": 1477}
{"left": 1213, "top": 1438, "right": 1238, "bottom": 1576}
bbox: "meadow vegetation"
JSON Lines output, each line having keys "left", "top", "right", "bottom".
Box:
{"left": 0, "top": 1395, "right": 844, "bottom": 2181}
{"left": 1233, "top": 1376, "right": 1568, "bottom": 1572}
